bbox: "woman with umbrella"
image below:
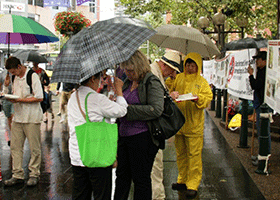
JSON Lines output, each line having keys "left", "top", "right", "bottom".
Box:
{"left": 68, "top": 72, "right": 128, "bottom": 200}
{"left": 114, "top": 50, "right": 164, "bottom": 200}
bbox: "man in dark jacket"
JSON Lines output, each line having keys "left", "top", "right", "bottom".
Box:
{"left": 248, "top": 50, "right": 271, "bottom": 156}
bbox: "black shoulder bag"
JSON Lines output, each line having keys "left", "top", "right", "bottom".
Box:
{"left": 147, "top": 76, "right": 185, "bottom": 141}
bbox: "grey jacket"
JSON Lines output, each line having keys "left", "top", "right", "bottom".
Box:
{"left": 122, "top": 72, "right": 164, "bottom": 147}
{"left": 123, "top": 72, "right": 164, "bottom": 121}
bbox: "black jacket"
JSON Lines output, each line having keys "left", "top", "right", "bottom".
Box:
{"left": 249, "top": 66, "right": 266, "bottom": 108}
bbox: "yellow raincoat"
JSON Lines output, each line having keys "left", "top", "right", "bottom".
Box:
{"left": 170, "top": 52, "right": 212, "bottom": 191}
{"left": 165, "top": 77, "right": 175, "bottom": 91}
{"left": 171, "top": 53, "right": 213, "bottom": 137}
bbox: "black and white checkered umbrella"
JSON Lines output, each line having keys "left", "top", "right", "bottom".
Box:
{"left": 51, "top": 17, "right": 156, "bottom": 84}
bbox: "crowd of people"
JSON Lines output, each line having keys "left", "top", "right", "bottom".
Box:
{"left": 0, "top": 48, "right": 270, "bottom": 200}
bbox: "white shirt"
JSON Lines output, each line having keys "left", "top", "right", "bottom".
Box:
{"left": 5, "top": 68, "right": 43, "bottom": 123}
{"left": 68, "top": 86, "right": 128, "bottom": 166}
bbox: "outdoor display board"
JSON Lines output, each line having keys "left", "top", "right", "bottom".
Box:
{"left": 265, "top": 40, "right": 280, "bottom": 113}
{"left": 203, "top": 56, "right": 230, "bottom": 89}
{"left": 202, "top": 60, "right": 214, "bottom": 84}
{"left": 212, "top": 56, "right": 230, "bottom": 89}
{"left": 226, "top": 48, "right": 256, "bottom": 100}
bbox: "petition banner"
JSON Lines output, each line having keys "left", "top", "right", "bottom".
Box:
{"left": 227, "top": 48, "right": 256, "bottom": 100}
{"left": 211, "top": 56, "right": 230, "bottom": 89}
{"left": 265, "top": 40, "right": 280, "bottom": 113}
{"left": 202, "top": 60, "right": 214, "bottom": 84}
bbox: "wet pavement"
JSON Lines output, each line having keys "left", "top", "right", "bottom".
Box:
{"left": 0, "top": 97, "right": 266, "bottom": 199}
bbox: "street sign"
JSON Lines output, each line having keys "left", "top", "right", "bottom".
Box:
{"left": 0, "top": 2, "right": 25, "bottom": 13}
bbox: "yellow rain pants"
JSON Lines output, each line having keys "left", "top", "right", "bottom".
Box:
{"left": 175, "top": 134, "right": 203, "bottom": 191}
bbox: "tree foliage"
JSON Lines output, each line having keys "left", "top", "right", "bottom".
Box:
{"left": 119, "top": 0, "right": 277, "bottom": 39}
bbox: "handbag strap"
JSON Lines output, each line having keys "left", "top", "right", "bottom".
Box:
{"left": 76, "top": 91, "right": 93, "bottom": 122}
{"left": 146, "top": 75, "right": 169, "bottom": 97}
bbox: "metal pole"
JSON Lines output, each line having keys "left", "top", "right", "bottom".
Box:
{"left": 278, "top": 0, "right": 280, "bottom": 39}
{"left": 238, "top": 98, "right": 249, "bottom": 148}
{"left": 215, "top": 89, "right": 222, "bottom": 118}
{"left": 255, "top": 104, "right": 271, "bottom": 175}
{"left": 221, "top": 24, "right": 225, "bottom": 49}
{"left": 237, "top": 31, "right": 249, "bottom": 148}
{"left": 210, "top": 85, "right": 216, "bottom": 111}
{"left": 217, "top": 25, "right": 221, "bottom": 48}
{"left": 7, "top": 8, "right": 11, "bottom": 57}
{"left": 71, "top": 0, "right": 76, "bottom": 11}
{"left": 222, "top": 89, "right": 228, "bottom": 122}
{"left": 8, "top": 33, "right": 10, "bottom": 57}
{"left": 241, "top": 27, "right": 245, "bottom": 39}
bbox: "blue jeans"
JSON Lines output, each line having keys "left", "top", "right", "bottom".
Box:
{"left": 256, "top": 107, "right": 271, "bottom": 154}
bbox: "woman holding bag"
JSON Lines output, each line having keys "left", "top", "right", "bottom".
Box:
{"left": 114, "top": 50, "right": 165, "bottom": 200}
{"left": 67, "top": 71, "right": 128, "bottom": 200}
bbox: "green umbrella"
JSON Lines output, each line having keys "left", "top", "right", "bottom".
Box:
{"left": 0, "top": 13, "right": 59, "bottom": 56}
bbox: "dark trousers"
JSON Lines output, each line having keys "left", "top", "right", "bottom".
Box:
{"left": 114, "top": 131, "right": 159, "bottom": 200}
{"left": 72, "top": 165, "right": 112, "bottom": 200}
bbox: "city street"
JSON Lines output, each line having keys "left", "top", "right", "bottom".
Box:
{"left": 0, "top": 96, "right": 266, "bottom": 199}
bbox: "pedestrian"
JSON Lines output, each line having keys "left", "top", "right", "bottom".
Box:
{"left": 3, "top": 57, "right": 43, "bottom": 186}
{"left": 44, "top": 85, "right": 57, "bottom": 123}
{"left": 248, "top": 51, "right": 272, "bottom": 159}
{"left": 32, "top": 62, "right": 50, "bottom": 114}
{"left": 0, "top": 69, "right": 13, "bottom": 146}
{"left": 68, "top": 72, "right": 127, "bottom": 200}
{"left": 114, "top": 50, "right": 165, "bottom": 200}
{"left": 165, "top": 70, "right": 177, "bottom": 90}
{"left": 170, "top": 52, "right": 213, "bottom": 199}
{"left": 56, "top": 82, "right": 76, "bottom": 123}
{"left": 32, "top": 62, "right": 50, "bottom": 86}
{"left": 150, "top": 50, "right": 181, "bottom": 200}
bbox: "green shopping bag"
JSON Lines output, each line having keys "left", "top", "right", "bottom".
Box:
{"left": 75, "top": 92, "right": 118, "bottom": 168}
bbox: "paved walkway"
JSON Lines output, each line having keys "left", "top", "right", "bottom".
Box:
{"left": 0, "top": 99, "right": 266, "bottom": 199}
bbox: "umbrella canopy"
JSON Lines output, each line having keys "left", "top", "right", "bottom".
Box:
{"left": 93, "top": 16, "right": 154, "bottom": 29}
{"left": 223, "top": 37, "right": 268, "bottom": 51}
{"left": 51, "top": 17, "right": 156, "bottom": 84}
{"left": 0, "top": 14, "right": 59, "bottom": 56}
{"left": 149, "top": 24, "right": 220, "bottom": 58}
{"left": 12, "top": 50, "right": 48, "bottom": 63}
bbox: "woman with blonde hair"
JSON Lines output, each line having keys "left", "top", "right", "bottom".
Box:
{"left": 114, "top": 50, "right": 165, "bottom": 200}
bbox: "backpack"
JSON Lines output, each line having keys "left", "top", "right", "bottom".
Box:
{"left": 12, "top": 69, "right": 50, "bottom": 113}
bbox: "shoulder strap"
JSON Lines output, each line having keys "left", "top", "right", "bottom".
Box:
{"left": 76, "top": 91, "right": 93, "bottom": 122}
{"left": 146, "top": 74, "right": 168, "bottom": 96}
{"left": 76, "top": 91, "right": 86, "bottom": 120}
{"left": 27, "top": 69, "right": 35, "bottom": 94}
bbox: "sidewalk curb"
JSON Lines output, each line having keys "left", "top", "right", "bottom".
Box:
{"left": 205, "top": 108, "right": 280, "bottom": 200}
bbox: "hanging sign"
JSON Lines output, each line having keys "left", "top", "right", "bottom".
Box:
{"left": 202, "top": 60, "right": 214, "bottom": 85}
{"left": 1, "top": 2, "right": 25, "bottom": 12}
{"left": 264, "top": 40, "right": 280, "bottom": 113}
{"left": 226, "top": 48, "right": 256, "bottom": 100}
